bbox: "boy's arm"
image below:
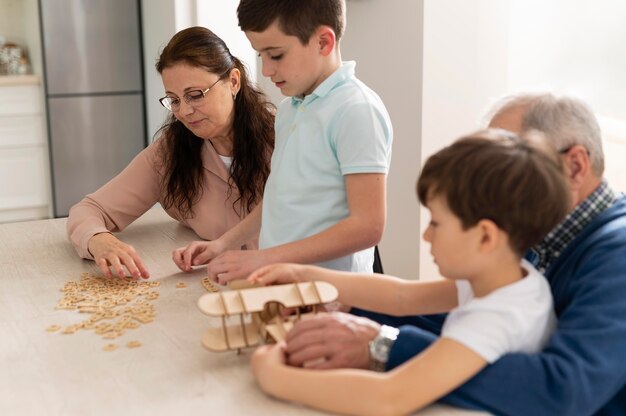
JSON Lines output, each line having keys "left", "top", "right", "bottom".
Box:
{"left": 390, "top": 247, "right": 626, "bottom": 415}
{"left": 266, "top": 172, "right": 386, "bottom": 263}
{"left": 250, "top": 263, "right": 458, "bottom": 316}
{"left": 252, "top": 338, "right": 487, "bottom": 416}
{"left": 217, "top": 201, "right": 264, "bottom": 250}
{"left": 208, "top": 173, "right": 387, "bottom": 282}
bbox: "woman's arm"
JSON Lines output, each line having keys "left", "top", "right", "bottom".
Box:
{"left": 252, "top": 337, "right": 487, "bottom": 416}
{"left": 67, "top": 144, "right": 162, "bottom": 277}
{"left": 249, "top": 263, "right": 457, "bottom": 316}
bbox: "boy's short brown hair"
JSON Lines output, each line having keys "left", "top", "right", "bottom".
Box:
{"left": 417, "top": 129, "right": 570, "bottom": 256}
{"left": 237, "top": 0, "right": 346, "bottom": 45}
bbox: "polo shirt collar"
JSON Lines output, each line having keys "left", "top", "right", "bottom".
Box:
{"left": 291, "top": 61, "right": 356, "bottom": 106}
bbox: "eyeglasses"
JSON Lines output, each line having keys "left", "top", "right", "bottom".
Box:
{"left": 159, "top": 76, "right": 223, "bottom": 112}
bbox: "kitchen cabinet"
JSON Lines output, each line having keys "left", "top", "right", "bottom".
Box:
{"left": 0, "top": 75, "right": 50, "bottom": 222}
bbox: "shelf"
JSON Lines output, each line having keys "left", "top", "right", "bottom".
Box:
{"left": 0, "top": 75, "right": 40, "bottom": 86}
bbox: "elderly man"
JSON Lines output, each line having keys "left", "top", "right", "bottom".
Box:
{"left": 283, "top": 94, "right": 626, "bottom": 416}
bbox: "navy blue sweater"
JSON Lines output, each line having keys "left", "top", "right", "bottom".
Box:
{"left": 385, "top": 196, "right": 626, "bottom": 416}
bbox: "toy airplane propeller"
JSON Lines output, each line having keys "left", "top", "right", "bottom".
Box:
{"left": 197, "top": 281, "right": 338, "bottom": 352}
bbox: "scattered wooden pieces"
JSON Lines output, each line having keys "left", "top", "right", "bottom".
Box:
{"left": 46, "top": 325, "right": 61, "bottom": 332}
{"left": 62, "top": 325, "right": 80, "bottom": 334}
{"left": 103, "top": 344, "right": 117, "bottom": 352}
{"left": 126, "top": 340, "right": 142, "bottom": 349}
{"left": 202, "top": 277, "right": 220, "bottom": 293}
{"left": 176, "top": 281, "right": 187, "bottom": 289}
{"left": 51, "top": 273, "right": 159, "bottom": 345}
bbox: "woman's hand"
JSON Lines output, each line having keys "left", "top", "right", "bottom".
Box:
{"left": 247, "top": 263, "right": 306, "bottom": 286}
{"left": 172, "top": 240, "right": 225, "bottom": 272}
{"left": 88, "top": 233, "right": 150, "bottom": 279}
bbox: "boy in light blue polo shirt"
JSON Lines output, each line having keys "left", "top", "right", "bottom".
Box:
{"left": 261, "top": 58, "right": 392, "bottom": 273}
{"left": 173, "top": 0, "right": 392, "bottom": 282}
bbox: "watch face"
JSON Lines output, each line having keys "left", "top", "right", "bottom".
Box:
{"left": 370, "top": 336, "right": 392, "bottom": 362}
{"left": 369, "top": 326, "right": 398, "bottom": 364}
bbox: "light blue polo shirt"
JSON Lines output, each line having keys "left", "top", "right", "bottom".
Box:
{"left": 259, "top": 61, "right": 393, "bottom": 273}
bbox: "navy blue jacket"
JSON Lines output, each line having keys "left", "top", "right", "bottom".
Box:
{"left": 382, "top": 196, "right": 626, "bottom": 416}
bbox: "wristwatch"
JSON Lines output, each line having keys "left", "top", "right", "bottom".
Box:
{"left": 369, "top": 325, "right": 399, "bottom": 372}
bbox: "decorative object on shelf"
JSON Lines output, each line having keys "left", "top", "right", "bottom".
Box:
{"left": 197, "top": 281, "right": 338, "bottom": 353}
{"left": 0, "top": 42, "right": 30, "bottom": 75}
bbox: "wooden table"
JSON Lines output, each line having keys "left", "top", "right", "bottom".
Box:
{"left": 0, "top": 207, "right": 488, "bottom": 415}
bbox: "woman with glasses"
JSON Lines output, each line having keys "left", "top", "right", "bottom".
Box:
{"left": 67, "top": 26, "right": 275, "bottom": 279}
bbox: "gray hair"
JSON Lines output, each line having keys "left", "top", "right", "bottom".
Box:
{"left": 492, "top": 93, "right": 604, "bottom": 176}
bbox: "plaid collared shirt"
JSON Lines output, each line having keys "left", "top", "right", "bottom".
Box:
{"left": 528, "top": 180, "right": 617, "bottom": 274}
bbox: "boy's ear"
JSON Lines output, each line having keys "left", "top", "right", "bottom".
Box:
{"left": 315, "top": 26, "right": 336, "bottom": 57}
{"left": 476, "top": 219, "right": 500, "bottom": 254}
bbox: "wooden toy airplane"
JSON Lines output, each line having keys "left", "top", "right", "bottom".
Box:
{"left": 197, "top": 281, "right": 338, "bottom": 352}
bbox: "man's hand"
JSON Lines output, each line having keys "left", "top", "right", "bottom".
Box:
{"left": 285, "top": 312, "right": 381, "bottom": 370}
{"left": 88, "top": 232, "right": 150, "bottom": 279}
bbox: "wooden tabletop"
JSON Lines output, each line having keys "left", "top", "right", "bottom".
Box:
{"left": 0, "top": 207, "right": 488, "bottom": 415}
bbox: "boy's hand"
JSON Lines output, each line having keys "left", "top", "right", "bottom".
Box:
{"left": 207, "top": 250, "right": 270, "bottom": 284}
{"left": 247, "top": 263, "right": 305, "bottom": 286}
{"left": 251, "top": 343, "right": 288, "bottom": 393}
{"left": 172, "top": 240, "right": 225, "bottom": 272}
{"left": 252, "top": 342, "right": 287, "bottom": 369}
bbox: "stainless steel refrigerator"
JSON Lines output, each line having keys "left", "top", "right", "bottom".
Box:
{"left": 39, "top": 0, "right": 146, "bottom": 217}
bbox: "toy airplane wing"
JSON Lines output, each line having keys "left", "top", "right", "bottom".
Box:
{"left": 197, "top": 281, "right": 338, "bottom": 352}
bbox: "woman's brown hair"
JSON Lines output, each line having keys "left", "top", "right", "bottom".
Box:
{"left": 155, "top": 26, "right": 274, "bottom": 218}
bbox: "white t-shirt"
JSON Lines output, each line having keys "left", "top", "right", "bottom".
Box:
{"left": 441, "top": 259, "right": 556, "bottom": 363}
{"left": 218, "top": 154, "right": 232, "bottom": 172}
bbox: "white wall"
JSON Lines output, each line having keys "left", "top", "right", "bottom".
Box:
{"left": 341, "top": 0, "right": 423, "bottom": 278}
{"left": 196, "top": 0, "right": 257, "bottom": 78}
{"left": 418, "top": 0, "right": 626, "bottom": 279}
{"left": 507, "top": 0, "right": 626, "bottom": 193}
{"left": 507, "top": 0, "right": 626, "bottom": 116}
{"left": 141, "top": 0, "right": 177, "bottom": 143}
{"left": 0, "top": 0, "right": 26, "bottom": 46}
{"left": 418, "top": 0, "right": 509, "bottom": 280}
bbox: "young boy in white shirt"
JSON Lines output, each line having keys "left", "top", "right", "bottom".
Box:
{"left": 247, "top": 129, "right": 571, "bottom": 415}
{"left": 173, "top": 0, "right": 392, "bottom": 281}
